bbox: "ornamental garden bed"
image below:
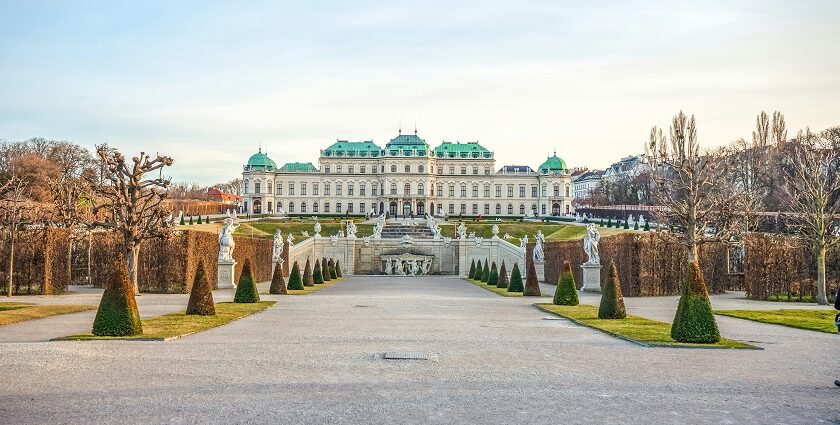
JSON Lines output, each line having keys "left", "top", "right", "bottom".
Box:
{"left": 54, "top": 301, "right": 275, "bottom": 341}
{"left": 0, "top": 302, "right": 95, "bottom": 326}
{"left": 714, "top": 309, "right": 837, "bottom": 334}
{"left": 537, "top": 303, "right": 757, "bottom": 349}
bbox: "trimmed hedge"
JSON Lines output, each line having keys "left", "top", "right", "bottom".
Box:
{"left": 598, "top": 261, "right": 626, "bottom": 319}
{"left": 287, "top": 261, "right": 304, "bottom": 290}
{"left": 186, "top": 259, "right": 215, "bottom": 315}
{"left": 303, "top": 258, "right": 314, "bottom": 287}
{"left": 508, "top": 263, "right": 524, "bottom": 293}
{"left": 468, "top": 260, "right": 476, "bottom": 279}
{"left": 92, "top": 261, "right": 143, "bottom": 336}
{"left": 671, "top": 261, "right": 720, "bottom": 343}
{"left": 474, "top": 259, "right": 483, "bottom": 280}
{"left": 328, "top": 259, "right": 337, "bottom": 279}
{"left": 553, "top": 261, "right": 579, "bottom": 306}
{"left": 523, "top": 256, "right": 541, "bottom": 296}
{"left": 234, "top": 259, "right": 260, "bottom": 303}
{"left": 488, "top": 262, "right": 499, "bottom": 286}
{"left": 322, "top": 257, "right": 331, "bottom": 281}
{"left": 335, "top": 260, "right": 343, "bottom": 277}
{"left": 269, "top": 262, "right": 287, "bottom": 294}
{"left": 481, "top": 259, "right": 490, "bottom": 283}
{"left": 313, "top": 259, "right": 324, "bottom": 284}
{"left": 497, "top": 261, "right": 509, "bottom": 289}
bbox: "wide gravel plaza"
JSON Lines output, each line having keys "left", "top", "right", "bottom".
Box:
{"left": 1, "top": 276, "right": 838, "bottom": 424}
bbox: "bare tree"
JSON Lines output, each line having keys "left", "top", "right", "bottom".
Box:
{"left": 646, "top": 111, "right": 745, "bottom": 343}
{"left": 0, "top": 176, "right": 28, "bottom": 297}
{"left": 779, "top": 127, "right": 840, "bottom": 305}
{"left": 48, "top": 174, "right": 93, "bottom": 286}
{"left": 87, "top": 145, "right": 174, "bottom": 294}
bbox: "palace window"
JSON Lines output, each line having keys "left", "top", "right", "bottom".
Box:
{"left": 541, "top": 205, "right": 546, "bottom": 215}
{"left": 391, "top": 183, "right": 397, "bottom": 195}
{"left": 391, "top": 165, "right": 397, "bottom": 172}
{"left": 519, "top": 185, "right": 526, "bottom": 197}
{"left": 276, "top": 185, "right": 282, "bottom": 195}
{"left": 336, "top": 184, "right": 343, "bottom": 196}
{"left": 472, "top": 204, "right": 478, "bottom": 214}
{"left": 287, "top": 183, "right": 293, "bottom": 195}
{"left": 267, "top": 182, "right": 272, "bottom": 194}
{"left": 484, "top": 185, "right": 490, "bottom": 198}
{"left": 566, "top": 184, "right": 570, "bottom": 197}
{"left": 484, "top": 166, "right": 491, "bottom": 175}
{"left": 542, "top": 183, "right": 547, "bottom": 197}
{"left": 519, "top": 204, "right": 526, "bottom": 215}
{"left": 254, "top": 182, "right": 261, "bottom": 194}
{"left": 337, "top": 165, "right": 343, "bottom": 173}
{"left": 324, "top": 202, "right": 330, "bottom": 213}
{"left": 348, "top": 165, "right": 354, "bottom": 174}
{"left": 449, "top": 166, "right": 455, "bottom": 174}
{"left": 336, "top": 202, "right": 342, "bottom": 212}
{"left": 460, "top": 184, "right": 467, "bottom": 197}
{"left": 418, "top": 165, "right": 424, "bottom": 173}
{"left": 360, "top": 202, "right": 366, "bottom": 213}
{"left": 531, "top": 186, "right": 537, "bottom": 198}
{"left": 313, "top": 183, "right": 319, "bottom": 195}
{"left": 243, "top": 180, "right": 249, "bottom": 194}
{"left": 449, "top": 185, "right": 455, "bottom": 197}
{"left": 359, "top": 183, "right": 366, "bottom": 196}
{"left": 348, "top": 203, "right": 354, "bottom": 213}
{"left": 460, "top": 203, "right": 466, "bottom": 214}
{"left": 371, "top": 183, "right": 378, "bottom": 196}
{"left": 348, "top": 183, "right": 354, "bottom": 196}
{"left": 460, "top": 165, "right": 467, "bottom": 175}
{"left": 301, "top": 183, "right": 307, "bottom": 196}
{"left": 404, "top": 183, "right": 411, "bottom": 195}
{"left": 495, "top": 204, "right": 501, "bottom": 214}
{"left": 507, "top": 204, "right": 513, "bottom": 214}
{"left": 324, "top": 166, "right": 330, "bottom": 173}
{"left": 360, "top": 165, "right": 366, "bottom": 174}
{"left": 277, "top": 202, "right": 283, "bottom": 212}
{"left": 484, "top": 204, "right": 490, "bottom": 214}
{"left": 289, "top": 202, "right": 294, "bottom": 213}
{"left": 418, "top": 183, "right": 425, "bottom": 195}
{"left": 448, "top": 204, "right": 455, "bottom": 214}
{"left": 313, "top": 202, "right": 319, "bottom": 213}
{"left": 437, "top": 166, "right": 443, "bottom": 174}
{"left": 405, "top": 164, "right": 411, "bottom": 173}
{"left": 437, "top": 204, "right": 442, "bottom": 214}
{"left": 472, "top": 184, "right": 478, "bottom": 197}
{"left": 437, "top": 184, "right": 443, "bottom": 196}
{"left": 553, "top": 184, "right": 560, "bottom": 197}
{"left": 324, "top": 183, "right": 330, "bottom": 196}
{"left": 507, "top": 185, "right": 513, "bottom": 197}
{"left": 301, "top": 202, "right": 307, "bottom": 213}
{"left": 496, "top": 185, "right": 501, "bottom": 197}
{"left": 472, "top": 166, "right": 478, "bottom": 175}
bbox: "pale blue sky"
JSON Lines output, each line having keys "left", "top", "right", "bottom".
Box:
{"left": 1, "top": 1, "right": 839, "bottom": 183}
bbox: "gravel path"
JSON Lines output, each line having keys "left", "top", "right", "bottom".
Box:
{"left": 1, "top": 276, "right": 838, "bottom": 424}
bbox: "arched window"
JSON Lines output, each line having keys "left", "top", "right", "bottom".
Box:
{"left": 324, "top": 202, "right": 330, "bottom": 213}
{"left": 495, "top": 204, "right": 501, "bottom": 214}
{"left": 289, "top": 202, "right": 295, "bottom": 213}
{"left": 519, "top": 204, "right": 526, "bottom": 215}
{"left": 418, "top": 165, "right": 424, "bottom": 173}
{"left": 404, "top": 164, "right": 410, "bottom": 173}
{"left": 391, "top": 183, "right": 397, "bottom": 195}
{"left": 301, "top": 202, "right": 307, "bottom": 213}
{"left": 391, "top": 164, "right": 397, "bottom": 172}
{"left": 507, "top": 204, "right": 513, "bottom": 215}
{"left": 404, "top": 182, "right": 411, "bottom": 195}
{"left": 277, "top": 202, "right": 283, "bottom": 212}
{"left": 418, "top": 183, "right": 425, "bottom": 195}
{"left": 313, "top": 202, "right": 319, "bottom": 213}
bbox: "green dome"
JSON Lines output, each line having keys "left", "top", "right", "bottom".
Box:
{"left": 538, "top": 154, "right": 567, "bottom": 174}
{"left": 246, "top": 149, "right": 277, "bottom": 170}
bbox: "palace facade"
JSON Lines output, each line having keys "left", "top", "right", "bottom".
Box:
{"left": 241, "top": 131, "right": 573, "bottom": 218}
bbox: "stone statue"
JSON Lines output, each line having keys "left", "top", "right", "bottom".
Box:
{"left": 519, "top": 234, "right": 528, "bottom": 250}
{"left": 475, "top": 237, "right": 483, "bottom": 247}
{"left": 443, "top": 237, "right": 451, "bottom": 246}
{"left": 346, "top": 221, "right": 357, "bottom": 238}
{"left": 372, "top": 221, "right": 383, "bottom": 239}
{"left": 409, "top": 260, "right": 418, "bottom": 276}
{"left": 272, "top": 229, "right": 283, "bottom": 262}
{"left": 400, "top": 234, "right": 413, "bottom": 245}
{"left": 533, "top": 230, "right": 545, "bottom": 263}
{"left": 314, "top": 222, "right": 322, "bottom": 238}
{"left": 503, "top": 233, "right": 512, "bottom": 239}
{"left": 286, "top": 233, "right": 295, "bottom": 247}
{"left": 457, "top": 222, "right": 467, "bottom": 239}
{"left": 329, "top": 234, "right": 338, "bottom": 246}
{"left": 584, "top": 223, "right": 601, "bottom": 265}
{"left": 218, "top": 217, "right": 240, "bottom": 262}
{"left": 301, "top": 231, "right": 309, "bottom": 237}
{"left": 491, "top": 224, "right": 500, "bottom": 239}
{"left": 384, "top": 260, "right": 392, "bottom": 275}
{"left": 422, "top": 259, "right": 432, "bottom": 275}
{"left": 468, "top": 231, "right": 476, "bottom": 239}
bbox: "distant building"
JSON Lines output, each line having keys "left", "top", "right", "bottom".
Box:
{"left": 207, "top": 188, "right": 242, "bottom": 205}
{"left": 240, "top": 130, "right": 574, "bottom": 217}
{"left": 573, "top": 169, "right": 604, "bottom": 201}
{"left": 603, "top": 154, "right": 649, "bottom": 182}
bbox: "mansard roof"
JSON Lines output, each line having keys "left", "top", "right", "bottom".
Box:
{"left": 322, "top": 141, "right": 381, "bottom": 157}
{"left": 433, "top": 141, "right": 491, "bottom": 159}
{"left": 278, "top": 162, "right": 318, "bottom": 172}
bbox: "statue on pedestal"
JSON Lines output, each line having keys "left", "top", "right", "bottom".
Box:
{"left": 314, "top": 222, "right": 322, "bottom": 238}
{"left": 584, "top": 224, "right": 601, "bottom": 265}
{"left": 218, "top": 217, "right": 240, "bottom": 262}
{"left": 533, "top": 230, "right": 545, "bottom": 263}
{"left": 272, "top": 229, "right": 283, "bottom": 262}
{"left": 491, "top": 224, "right": 500, "bottom": 239}
{"left": 456, "top": 222, "right": 467, "bottom": 239}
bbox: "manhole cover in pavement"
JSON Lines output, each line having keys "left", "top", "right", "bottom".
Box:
{"left": 383, "top": 351, "right": 428, "bottom": 360}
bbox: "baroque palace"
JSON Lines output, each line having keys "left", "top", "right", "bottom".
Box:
{"left": 241, "top": 131, "right": 573, "bottom": 218}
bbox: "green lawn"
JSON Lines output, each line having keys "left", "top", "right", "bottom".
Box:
{"left": 464, "top": 278, "right": 549, "bottom": 297}
{"left": 55, "top": 301, "right": 275, "bottom": 341}
{"left": 436, "top": 221, "right": 633, "bottom": 241}
{"left": 0, "top": 302, "right": 96, "bottom": 326}
{"left": 537, "top": 303, "right": 756, "bottom": 349}
{"left": 715, "top": 309, "right": 837, "bottom": 334}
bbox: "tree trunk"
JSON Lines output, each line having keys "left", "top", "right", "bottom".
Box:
{"left": 66, "top": 236, "right": 73, "bottom": 287}
{"left": 7, "top": 228, "right": 14, "bottom": 297}
{"left": 87, "top": 231, "right": 92, "bottom": 285}
{"left": 125, "top": 244, "right": 141, "bottom": 295}
{"left": 816, "top": 244, "right": 828, "bottom": 305}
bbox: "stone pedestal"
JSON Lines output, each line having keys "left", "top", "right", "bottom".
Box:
{"left": 217, "top": 260, "right": 237, "bottom": 289}
{"left": 534, "top": 261, "right": 545, "bottom": 283}
{"left": 581, "top": 263, "right": 602, "bottom": 293}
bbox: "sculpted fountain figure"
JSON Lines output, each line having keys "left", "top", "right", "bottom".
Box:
{"left": 584, "top": 223, "right": 601, "bottom": 265}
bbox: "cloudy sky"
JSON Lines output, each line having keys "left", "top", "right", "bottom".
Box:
{"left": 1, "top": 1, "right": 838, "bottom": 184}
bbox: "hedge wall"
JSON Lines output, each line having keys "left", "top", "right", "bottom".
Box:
{"left": 0, "top": 228, "right": 72, "bottom": 295}
{"left": 87, "top": 230, "right": 272, "bottom": 293}
{"left": 543, "top": 233, "right": 732, "bottom": 297}
{"left": 744, "top": 233, "right": 839, "bottom": 301}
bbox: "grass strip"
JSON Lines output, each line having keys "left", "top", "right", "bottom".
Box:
{"left": 464, "top": 278, "right": 550, "bottom": 297}
{"left": 280, "top": 277, "right": 346, "bottom": 295}
{"left": 0, "top": 302, "right": 95, "bottom": 326}
{"left": 537, "top": 303, "right": 757, "bottom": 349}
{"left": 54, "top": 301, "right": 275, "bottom": 341}
{"left": 715, "top": 309, "right": 836, "bottom": 334}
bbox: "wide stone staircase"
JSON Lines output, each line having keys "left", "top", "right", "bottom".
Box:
{"left": 380, "top": 223, "right": 434, "bottom": 239}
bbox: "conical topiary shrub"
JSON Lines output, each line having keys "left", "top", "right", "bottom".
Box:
{"left": 335, "top": 260, "right": 342, "bottom": 278}
{"left": 474, "top": 259, "right": 482, "bottom": 280}
{"left": 234, "top": 259, "right": 260, "bottom": 303}
{"left": 468, "top": 260, "right": 476, "bottom": 279}
{"left": 197, "top": 215, "right": 203, "bottom": 224}
{"left": 313, "top": 259, "right": 324, "bottom": 284}
{"left": 481, "top": 259, "right": 490, "bottom": 283}
{"left": 633, "top": 220, "right": 639, "bottom": 230}
{"left": 671, "top": 260, "right": 720, "bottom": 343}
{"left": 92, "top": 261, "right": 143, "bottom": 336}
{"left": 186, "top": 260, "right": 215, "bottom": 315}
{"left": 179, "top": 215, "right": 185, "bottom": 225}
{"left": 269, "top": 262, "right": 287, "bottom": 294}
{"left": 328, "top": 259, "right": 337, "bottom": 279}
{"left": 497, "top": 261, "right": 509, "bottom": 289}
{"left": 553, "top": 261, "right": 579, "bottom": 306}
{"left": 322, "top": 257, "right": 331, "bottom": 281}
{"left": 623, "top": 218, "right": 629, "bottom": 229}
{"left": 523, "top": 255, "right": 541, "bottom": 296}
{"left": 598, "top": 261, "right": 626, "bottom": 319}
{"left": 188, "top": 216, "right": 194, "bottom": 225}
{"left": 287, "top": 261, "right": 304, "bottom": 290}
{"left": 303, "top": 258, "right": 314, "bottom": 287}
{"left": 643, "top": 220, "right": 650, "bottom": 231}
{"left": 488, "top": 262, "right": 499, "bottom": 286}
{"left": 507, "top": 263, "right": 524, "bottom": 293}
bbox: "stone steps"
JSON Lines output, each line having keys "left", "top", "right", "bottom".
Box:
{"left": 380, "top": 225, "right": 433, "bottom": 239}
